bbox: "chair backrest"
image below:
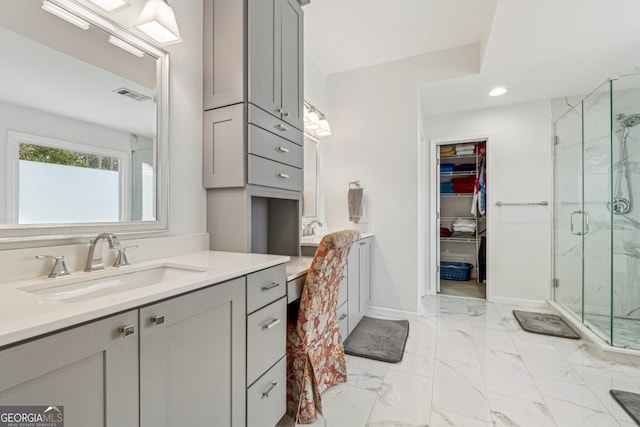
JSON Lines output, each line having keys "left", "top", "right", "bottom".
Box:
{"left": 297, "top": 230, "right": 360, "bottom": 344}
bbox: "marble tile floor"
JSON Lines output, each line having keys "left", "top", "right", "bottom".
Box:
{"left": 439, "top": 279, "right": 486, "bottom": 299}
{"left": 296, "top": 295, "right": 640, "bottom": 426}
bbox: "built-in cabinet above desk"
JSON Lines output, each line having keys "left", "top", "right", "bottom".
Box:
{"left": 203, "top": 0, "right": 304, "bottom": 256}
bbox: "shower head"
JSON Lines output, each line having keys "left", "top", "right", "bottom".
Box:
{"left": 616, "top": 113, "right": 640, "bottom": 128}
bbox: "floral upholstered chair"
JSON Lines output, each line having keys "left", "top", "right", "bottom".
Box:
{"left": 286, "top": 229, "right": 360, "bottom": 423}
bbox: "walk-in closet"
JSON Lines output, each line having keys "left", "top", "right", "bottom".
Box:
{"left": 436, "top": 140, "right": 487, "bottom": 299}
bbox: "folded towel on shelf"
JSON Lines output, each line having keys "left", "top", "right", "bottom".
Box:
{"left": 440, "top": 145, "right": 456, "bottom": 156}
{"left": 455, "top": 144, "right": 476, "bottom": 153}
{"left": 440, "top": 227, "right": 453, "bottom": 237}
{"left": 452, "top": 218, "right": 476, "bottom": 233}
{"left": 455, "top": 150, "right": 475, "bottom": 156}
{"left": 440, "top": 163, "right": 455, "bottom": 172}
{"left": 440, "top": 182, "right": 454, "bottom": 193}
{"left": 452, "top": 176, "right": 476, "bottom": 184}
{"left": 451, "top": 231, "right": 476, "bottom": 238}
{"left": 453, "top": 183, "right": 475, "bottom": 193}
{"left": 453, "top": 163, "right": 476, "bottom": 172}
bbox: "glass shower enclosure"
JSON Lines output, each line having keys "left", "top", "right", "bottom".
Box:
{"left": 554, "top": 73, "right": 640, "bottom": 350}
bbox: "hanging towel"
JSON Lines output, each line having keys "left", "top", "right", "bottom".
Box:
{"left": 348, "top": 185, "right": 363, "bottom": 223}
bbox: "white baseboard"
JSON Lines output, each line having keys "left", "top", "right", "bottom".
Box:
{"left": 366, "top": 305, "right": 421, "bottom": 321}
{"left": 492, "top": 296, "right": 549, "bottom": 308}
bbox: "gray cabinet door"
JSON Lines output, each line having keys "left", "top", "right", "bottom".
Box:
{"left": 139, "top": 278, "right": 246, "bottom": 427}
{"left": 359, "top": 238, "right": 372, "bottom": 313}
{"left": 347, "top": 238, "right": 373, "bottom": 335}
{"left": 347, "top": 244, "right": 362, "bottom": 335}
{"left": 280, "top": 0, "right": 303, "bottom": 130}
{"left": 0, "top": 311, "right": 139, "bottom": 427}
{"left": 203, "top": 0, "right": 246, "bottom": 110}
{"left": 249, "top": 0, "right": 281, "bottom": 117}
{"left": 203, "top": 104, "right": 246, "bottom": 188}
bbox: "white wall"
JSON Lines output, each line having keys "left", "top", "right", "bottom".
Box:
{"left": 322, "top": 45, "right": 479, "bottom": 316}
{"left": 423, "top": 100, "right": 553, "bottom": 304}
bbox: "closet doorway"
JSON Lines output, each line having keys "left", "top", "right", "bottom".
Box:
{"left": 431, "top": 137, "right": 489, "bottom": 300}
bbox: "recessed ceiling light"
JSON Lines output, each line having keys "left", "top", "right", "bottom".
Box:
{"left": 489, "top": 87, "right": 508, "bottom": 97}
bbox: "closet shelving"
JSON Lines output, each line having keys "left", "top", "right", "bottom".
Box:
{"left": 438, "top": 141, "right": 487, "bottom": 290}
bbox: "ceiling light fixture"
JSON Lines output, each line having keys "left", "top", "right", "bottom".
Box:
{"left": 86, "top": 0, "right": 129, "bottom": 12}
{"left": 42, "top": 1, "right": 91, "bottom": 30}
{"left": 136, "top": 0, "right": 182, "bottom": 45}
{"left": 304, "top": 101, "right": 332, "bottom": 138}
{"left": 109, "top": 35, "right": 145, "bottom": 57}
{"left": 489, "top": 87, "right": 508, "bottom": 97}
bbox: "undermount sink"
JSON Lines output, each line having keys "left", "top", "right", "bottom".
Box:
{"left": 20, "top": 265, "right": 207, "bottom": 303}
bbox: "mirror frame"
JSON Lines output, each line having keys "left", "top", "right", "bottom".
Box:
{"left": 0, "top": 0, "right": 169, "bottom": 243}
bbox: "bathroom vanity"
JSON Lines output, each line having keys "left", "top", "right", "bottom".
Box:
{"left": 0, "top": 251, "right": 289, "bottom": 427}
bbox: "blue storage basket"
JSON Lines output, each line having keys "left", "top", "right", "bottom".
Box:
{"left": 440, "top": 261, "right": 473, "bottom": 281}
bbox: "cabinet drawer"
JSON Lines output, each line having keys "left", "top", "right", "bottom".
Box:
{"left": 287, "top": 273, "right": 306, "bottom": 303}
{"left": 248, "top": 104, "right": 303, "bottom": 146}
{"left": 248, "top": 124, "right": 303, "bottom": 168}
{"left": 247, "top": 264, "right": 286, "bottom": 313}
{"left": 248, "top": 155, "right": 303, "bottom": 192}
{"left": 247, "top": 297, "right": 286, "bottom": 385}
{"left": 247, "top": 356, "right": 286, "bottom": 427}
{"left": 337, "top": 301, "right": 348, "bottom": 342}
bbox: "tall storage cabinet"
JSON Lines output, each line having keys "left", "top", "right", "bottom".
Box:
{"left": 203, "top": 0, "right": 304, "bottom": 256}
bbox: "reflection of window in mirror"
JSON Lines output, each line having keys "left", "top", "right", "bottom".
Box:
{"left": 6, "top": 131, "right": 129, "bottom": 224}
{"left": 131, "top": 135, "right": 155, "bottom": 221}
{"left": 303, "top": 136, "right": 318, "bottom": 217}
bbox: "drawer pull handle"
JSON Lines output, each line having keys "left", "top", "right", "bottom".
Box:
{"left": 120, "top": 325, "right": 135, "bottom": 338}
{"left": 339, "top": 314, "right": 347, "bottom": 321}
{"left": 262, "top": 381, "right": 280, "bottom": 398}
{"left": 151, "top": 315, "right": 165, "bottom": 325}
{"left": 278, "top": 173, "right": 290, "bottom": 179}
{"left": 275, "top": 124, "right": 288, "bottom": 132}
{"left": 261, "top": 282, "right": 280, "bottom": 291}
{"left": 276, "top": 146, "right": 290, "bottom": 153}
{"left": 262, "top": 318, "right": 281, "bottom": 330}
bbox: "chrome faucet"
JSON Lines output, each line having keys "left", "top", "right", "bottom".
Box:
{"left": 85, "top": 233, "right": 121, "bottom": 272}
{"left": 303, "top": 220, "right": 323, "bottom": 237}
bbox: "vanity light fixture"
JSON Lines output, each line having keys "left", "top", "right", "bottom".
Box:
{"left": 86, "top": 0, "right": 129, "bottom": 12}
{"left": 488, "top": 87, "right": 508, "bottom": 97}
{"left": 42, "top": 1, "right": 91, "bottom": 30}
{"left": 108, "top": 35, "right": 145, "bottom": 57}
{"left": 304, "top": 101, "right": 332, "bottom": 138}
{"left": 136, "top": 0, "right": 182, "bottom": 45}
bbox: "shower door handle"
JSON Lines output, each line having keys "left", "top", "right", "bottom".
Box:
{"left": 583, "top": 210, "right": 590, "bottom": 234}
{"left": 570, "top": 210, "right": 585, "bottom": 236}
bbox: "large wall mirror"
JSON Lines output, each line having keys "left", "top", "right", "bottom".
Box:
{"left": 0, "top": 0, "right": 168, "bottom": 242}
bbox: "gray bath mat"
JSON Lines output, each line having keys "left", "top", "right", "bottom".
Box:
{"left": 611, "top": 390, "right": 640, "bottom": 425}
{"left": 512, "top": 310, "right": 580, "bottom": 339}
{"left": 344, "top": 316, "right": 409, "bottom": 363}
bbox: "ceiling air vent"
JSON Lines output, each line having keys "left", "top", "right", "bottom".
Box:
{"left": 113, "top": 87, "right": 152, "bottom": 102}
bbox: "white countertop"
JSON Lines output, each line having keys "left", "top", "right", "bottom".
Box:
{"left": 285, "top": 256, "right": 314, "bottom": 281}
{"left": 300, "top": 232, "right": 374, "bottom": 247}
{"left": 0, "top": 251, "right": 289, "bottom": 348}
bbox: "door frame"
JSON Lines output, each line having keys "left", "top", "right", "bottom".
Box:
{"left": 426, "top": 133, "right": 494, "bottom": 301}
